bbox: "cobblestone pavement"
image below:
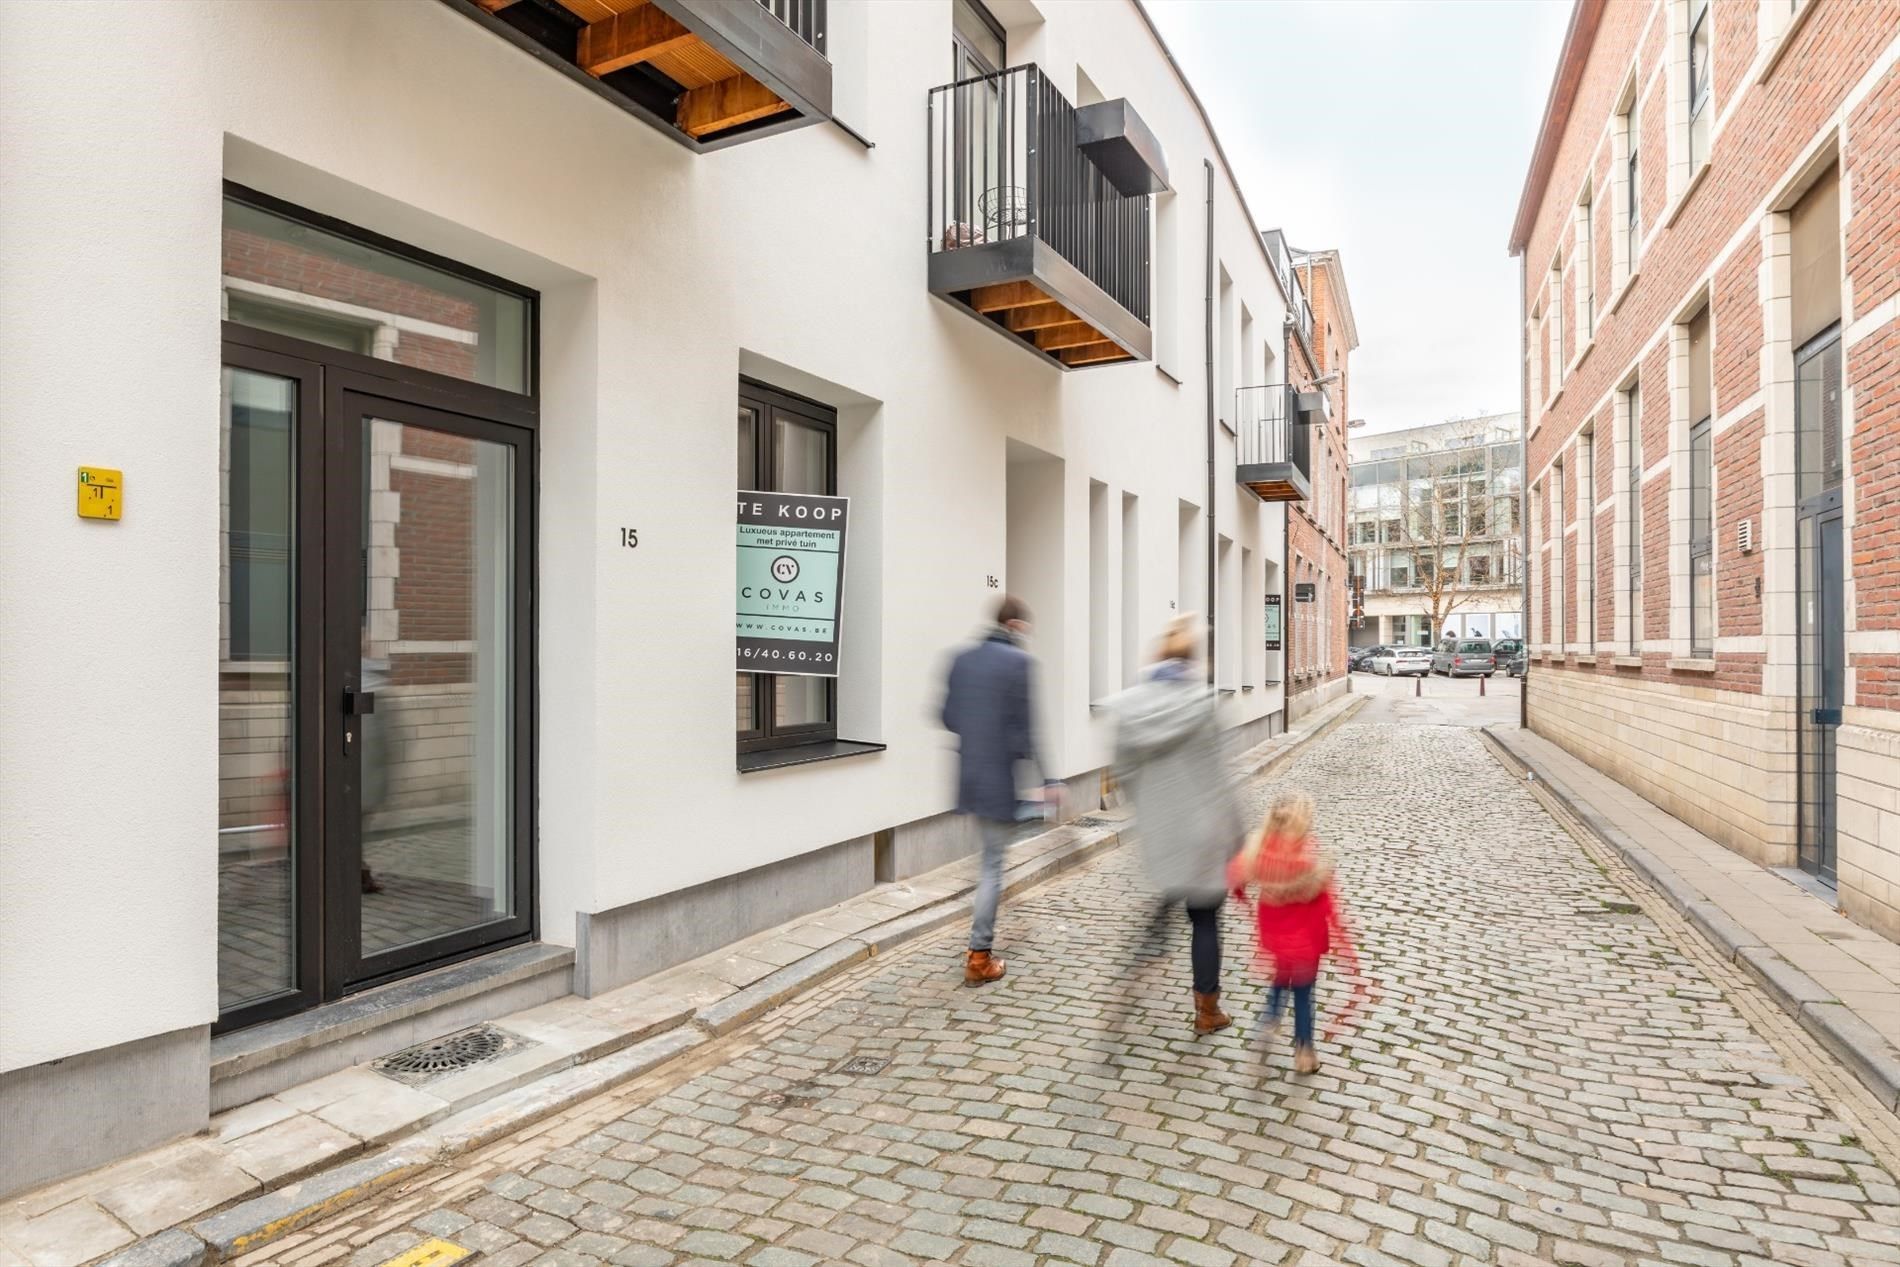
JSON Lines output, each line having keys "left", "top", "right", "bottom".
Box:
{"left": 267, "top": 717, "right": 1900, "bottom": 1267}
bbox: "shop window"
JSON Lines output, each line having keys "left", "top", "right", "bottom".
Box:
{"left": 737, "top": 381, "right": 838, "bottom": 753}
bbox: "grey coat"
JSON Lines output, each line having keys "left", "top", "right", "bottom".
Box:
{"left": 941, "top": 628, "right": 1044, "bottom": 821}
{"left": 1110, "top": 665, "right": 1243, "bottom": 904}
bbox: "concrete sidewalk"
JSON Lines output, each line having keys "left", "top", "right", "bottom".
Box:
{"left": 2, "top": 689, "right": 1364, "bottom": 1267}
{"left": 1488, "top": 722, "right": 1900, "bottom": 1113}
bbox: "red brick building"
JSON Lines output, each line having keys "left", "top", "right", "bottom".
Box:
{"left": 1511, "top": 0, "right": 1900, "bottom": 932}
{"left": 1280, "top": 240, "right": 1357, "bottom": 720}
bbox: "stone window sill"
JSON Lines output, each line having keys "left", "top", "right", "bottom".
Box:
{"left": 1566, "top": 338, "right": 1596, "bottom": 379}
{"left": 1663, "top": 162, "right": 1713, "bottom": 231}
{"left": 1573, "top": 653, "right": 1599, "bottom": 666}
{"left": 1612, "top": 654, "right": 1644, "bottom": 668}
{"left": 1606, "top": 268, "right": 1640, "bottom": 319}
{"left": 1755, "top": 1, "right": 1817, "bottom": 84}
{"left": 738, "top": 739, "right": 887, "bottom": 773}
{"left": 1668, "top": 657, "right": 1718, "bottom": 673}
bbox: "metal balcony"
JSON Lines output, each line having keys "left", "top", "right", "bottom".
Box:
{"left": 927, "top": 65, "right": 1160, "bottom": 369}
{"left": 448, "top": 0, "right": 831, "bottom": 151}
{"left": 1235, "top": 384, "right": 1321, "bottom": 502}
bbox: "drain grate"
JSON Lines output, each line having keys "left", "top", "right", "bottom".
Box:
{"left": 837, "top": 1054, "right": 889, "bottom": 1077}
{"left": 372, "top": 1024, "right": 527, "bottom": 1086}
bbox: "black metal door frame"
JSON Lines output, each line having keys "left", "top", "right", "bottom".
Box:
{"left": 1796, "top": 491, "right": 1843, "bottom": 883}
{"left": 322, "top": 378, "right": 538, "bottom": 994}
{"left": 216, "top": 324, "right": 539, "bottom": 1032}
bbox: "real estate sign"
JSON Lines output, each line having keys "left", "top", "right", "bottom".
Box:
{"left": 1263, "top": 594, "right": 1282, "bottom": 652}
{"left": 737, "top": 491, "right": 848, "bottom": 677}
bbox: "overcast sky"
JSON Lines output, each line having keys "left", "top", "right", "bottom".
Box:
{"left": 1144, "top": 0, "right": 1572, "bottom": 435}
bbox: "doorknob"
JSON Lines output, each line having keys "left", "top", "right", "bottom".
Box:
{"left": 343, "top": 687, "right": 377, "bottom": 716}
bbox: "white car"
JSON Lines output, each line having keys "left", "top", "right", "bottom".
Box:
{"left": 1370, "top": 646, "right": 1433, "bottom": 677}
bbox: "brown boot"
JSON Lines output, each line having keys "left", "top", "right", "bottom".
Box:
{"left": 1193, "top": 991, "right": 1232, "bottom": 1034}
{"left": 1293, "top": 1044, "right": 1320, "bottom": 1074}
{"left": 965, "top": 950, "right": 1006, "bottom": 984}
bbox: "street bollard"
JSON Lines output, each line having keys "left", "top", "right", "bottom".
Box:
{"left": 1414, "top": 675, "right": 1421, "bottom": 698}
{"left": 1480, "top": 674, "right": 1487, "bottom": 697}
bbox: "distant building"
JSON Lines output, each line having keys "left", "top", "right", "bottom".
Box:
{"left": 1347, "top": 415, "right": 1524, "bottom": 648}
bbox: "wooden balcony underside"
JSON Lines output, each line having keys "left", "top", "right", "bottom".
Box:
{"left": 968, "top": 280, "right": 1134, "bottom": 367}
{"left": 474, "top": 0, "right": 826, "bottom": 145}
{"left": 1238, "top": 463, "right": 1310, "bottom": 503}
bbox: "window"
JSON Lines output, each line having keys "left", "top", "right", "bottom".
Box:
{"left": 1554, "top": 459, "right": 1567, "bottom": 645}
{"left": 737, "top": 381, "right": 837, "bottom": 752}
{"left": 1547, "top": 264, "right": 1565, "bottom": 387}
{"left": 952, "top": 0, "right": 1004, "bottom": 78}
{"left": 1688, "top": 309, "right": 1714, "bottom": 655}
{"left": 1623, "top": 95, "right": 1642, "bottom": 265}
{"left": 1576, "top": 189, "right": 1595, "bottom": 339}
{"left": 1625, "top": 384, "right": 1643, "bottom": 653}
{"left": 1580, "top": 429, "right": 1596, "bottom": 647}
{"left": 1688, "top": 0, "right": 1712, "bottom": 171}
{"left": 1792, "top": 166, "right": 1843, "bottom": 502}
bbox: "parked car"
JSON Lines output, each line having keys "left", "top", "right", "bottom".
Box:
{"left": 1432, "top": 637, "right": 1497, "bottom": 677}
{"left": 1369, "top": 645, "right": 1433, "bottom": 677}
{"left": 1347, "top": 645, "right": 1385, "bottom": 672}
{"left": 1491, "top": 637, "right": 1524, "bottom": 662}
{"left": 1506, "top": 649, "right": 1528, "bottom": 678}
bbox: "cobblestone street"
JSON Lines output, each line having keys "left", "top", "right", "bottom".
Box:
{"left": 273, "top": 693, "right": 1900, "bottom": 1267}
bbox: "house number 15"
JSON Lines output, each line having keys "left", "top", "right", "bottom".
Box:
{"left": 619, "top": 528, "right": 639, "bottom": 548}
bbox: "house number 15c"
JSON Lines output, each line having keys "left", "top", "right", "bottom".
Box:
{"left": 619, "top": 528, "right": 639, "bottom": 548}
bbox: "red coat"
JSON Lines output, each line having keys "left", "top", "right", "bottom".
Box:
{"left": 1228, "top": 837, "right": 1345, "bottom": 986}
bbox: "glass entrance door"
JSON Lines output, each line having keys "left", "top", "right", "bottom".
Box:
{"left": 215, "top": 358, "right": 534, "bottom": 1030}
{"left": 1797, "top": 502, "right": 1844, "bottom": 882}
{"left": 324, "top": 388, "right": 532, "bottom": 990}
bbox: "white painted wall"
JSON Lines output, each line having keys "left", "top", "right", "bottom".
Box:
{"left": 0, "top": 0, "right": 1294, "bottom": 1071}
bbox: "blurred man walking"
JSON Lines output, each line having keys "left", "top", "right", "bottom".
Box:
{"left": 941, "top": 595, "right": 1059, "bottom": 984}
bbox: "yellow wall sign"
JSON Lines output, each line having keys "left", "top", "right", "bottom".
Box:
{"left": 77, "top": 467, "right": 122, "bottom": 520}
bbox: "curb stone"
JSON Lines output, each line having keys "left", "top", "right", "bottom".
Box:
{"left": 1483, "top": 723, "right": 1900, "bottom": 1112}
{"left": 694, "top": 938, "right": 873, "bottom": 1037}
{"left": 191, "top": 1150, "right": 431, "bottom": 1258}
{"left": 86, "top": 703, "right": 1356, "bottom": 1267}
{"left": 93, "top": 1230, "right": 208, "bottom": 1267}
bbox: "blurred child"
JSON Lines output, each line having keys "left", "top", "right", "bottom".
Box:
{"left": 1227, "top": 792, "right": 1358, "bottom": 1074}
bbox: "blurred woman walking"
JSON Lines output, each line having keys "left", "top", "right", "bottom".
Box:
{"left": 1110, "top": 615, "right": 1245, "bottom": 1033}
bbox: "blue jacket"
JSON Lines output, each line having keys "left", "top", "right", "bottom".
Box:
{"left": 941, "top": 628, "right": 1044, "bottom": 821}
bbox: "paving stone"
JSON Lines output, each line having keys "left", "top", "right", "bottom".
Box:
{"left": 231, "top": 716, "right": 1900, "bottom": 1267}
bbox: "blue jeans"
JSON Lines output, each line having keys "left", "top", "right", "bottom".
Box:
{"left": 968, "top": 818, "right": 1012, "bottom": 951}
{"left": 1256, "top": 981, "right": 1314, "bottom": 1047}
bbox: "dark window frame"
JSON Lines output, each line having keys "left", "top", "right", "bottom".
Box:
{"left": 737, "top": 378, "right": 840, "bottom": 755}
{"left": 1626, "top": 383, "right": 1643, "bottom": 655}
{"left": 1689, "top": 415, "right": 1715, "bottom": 656}
{"left": 215, "top": 185, "right": 540, "bottom": 1035}
{"left": 1688, "top": 0, "right": 1713, "bottom": 141}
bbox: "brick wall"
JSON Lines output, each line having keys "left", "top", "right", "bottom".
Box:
{"left": 1515, "top": 0, "right": 1899, "bottom": 932}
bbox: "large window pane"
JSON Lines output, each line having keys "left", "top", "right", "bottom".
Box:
{"left": 358, "top": 419, "right": 516, "bottom": 958}
{"left": 775, "top": 414, "right": 831, "bottom": 494}
{"left": 223, "top": 197, "right": 530, "bottom": 393}
{"left": 219, "top": 368, "right": 298, "bottom": 1012}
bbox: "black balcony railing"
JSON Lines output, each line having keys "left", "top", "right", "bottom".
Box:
{"left": 1263, "top": 230, "right": 1313, "bottom": 348}
{"left": 759, "top": 0, "right": 826, "bottom": 54}
{"left": 1236, "top": 384, "right": 1312, "bottom": 476}
{"left": 928, "top": 65, "right": 1151, "bottom": 323}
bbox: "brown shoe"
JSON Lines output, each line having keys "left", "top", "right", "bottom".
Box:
{"left": 1293, "top": 1044, "right": 1320, "bottom": 1074}
{"left": 1193, "top": 991, "right": 1232, "bottom": 1034}
{"left": 965, "top": 950, "right": 1006, "bottom": 984}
